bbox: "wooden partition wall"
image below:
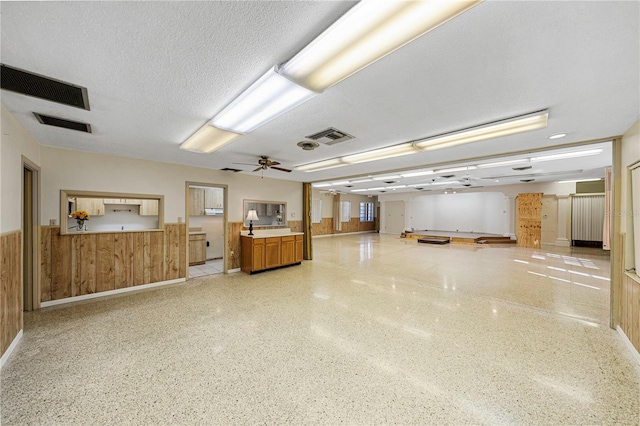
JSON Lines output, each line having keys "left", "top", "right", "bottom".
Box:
{"left": 311, "top": 217, "right": 376, "bottom": 236}
{"left": 40, "top": 224, "right": 186, "bottom": 302}
{"left": 1, "top": 230, "right": 22, "bottom": 357}
{"left": 517, "top": 193, "right": 543, "bottom": 248}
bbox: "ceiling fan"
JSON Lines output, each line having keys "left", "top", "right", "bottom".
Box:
{"left": 234, "top": 156, "right": 292, "bottom": 174}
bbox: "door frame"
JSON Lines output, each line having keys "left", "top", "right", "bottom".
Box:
{"left": 185, "top": 182, "right": 228, "bottom": 277}
{"left": 22, "top": 156, "right": 41, "bottom": 311}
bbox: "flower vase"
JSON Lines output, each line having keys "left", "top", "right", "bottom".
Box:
{"left": 77, "top": 219, "right": 85, "bottom": 231}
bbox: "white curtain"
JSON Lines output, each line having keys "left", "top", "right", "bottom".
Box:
{"left": 571, "top": 195, "right": 605, "bottom": 242}
{"left": 312, "top": 199, "right": 322, "bottom": 224}
{"left": 603, "top": 167, "right": 612, "bottom": 250}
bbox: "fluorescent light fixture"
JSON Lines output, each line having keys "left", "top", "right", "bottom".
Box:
{"left": 332, "top": 181, "right": 350, "bottom": 186}
{"left": 180, "top": 124, "right": 242, "bottom": 153}
{"left": 351, "top": 178, "right": 373, "bottom": 184}
{"left": 414, "top": 110, "right": 549, "bottom": 151}
{"left": 312, "top": 183, "right": 332, "bottom": 188}
{"left": 477, "top": 159, "right": 529, "bottom": 168}
{"left": 295, "top": 158, "right": 346, "bottom": 172}
{"left": 386, "top": 185, "right": 406, "bottom": 189}
{"left": 408, "top": 183, "right": 432, "bottom": 187}
{"left": 549, "top": 133, "right": 567, "bottom": 139}
{"left": 557, "top": 178, "right": 602, "bottom": 184}
{"left": 435, "top": 166, "right": 477, "bottom": 174}
{"left": 342, "top": 143, "right": 419, "bottom": 164}
{"left": 401, "top": 170, "right": 435, "bottom": 178}
{"left": 531, "top": 148, "right": 602, "bottom": 162}
{"left": 211, "top": 66, "right": 317, "bottom": 134}
{"left": 351, "top": 189, "right": 368, "bottom": 192}
{"left": 278, "top": 0, "right": 482, "bottom": 92}
{"left": 367, "top": 187, "right": 386, "bottom": 191}
{"left": 372, "top": 175, "right": 402, "bottom": 181}
{"left": 431, "top": 181, "right": 457, "bottom": 186}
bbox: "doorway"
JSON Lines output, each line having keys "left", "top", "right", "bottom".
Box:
{"left": 22, "top": 158, "right": 40, "bottom": 311}
{"left": 385, "top": 201, "right": 405, "bottom": 235}
{"left": 186, "top": 183, "right": 227, "bottom": 278}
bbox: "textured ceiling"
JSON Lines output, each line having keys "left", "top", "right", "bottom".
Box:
{"left": 1, "top": 1, "right": 637, "bottom": 186}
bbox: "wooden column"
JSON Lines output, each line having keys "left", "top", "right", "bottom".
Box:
{"left": 302, "top": 182, "right": 313, "bottom": 260}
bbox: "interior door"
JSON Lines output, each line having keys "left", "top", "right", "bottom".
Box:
{"left": 385, "top": 201, "right": 405, "bottom": 235}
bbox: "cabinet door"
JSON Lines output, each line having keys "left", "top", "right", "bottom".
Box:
{"left": 252, "top": 239, "right": 265, "bottom": 271}
{"left": 189, "top": 234, "right": 206, "bottom": 265}
{"left": 140, "top": 199, "right": 159, "bottom": 216}
{"left": 281, "top": 236, "right": 295, "bottom": 265}
{"left": 204, "top": 189, "right": 215, "bottom": 209}
{"left": 189, "top": 188, "right": 205, "bottom": 216}
{"left": 295, "top": 235, "right": 303, "bottom": 263}
{"left": 215, "top": 190, "right": 223, "bottom": 208}
{"left": 76, "top": 198, "right": 105, "bottom": 216}
{"left": 124, "top": 199, "right": 142, "bottom": 205}
{"left": 265, "top": 237, "right": 281, "bottom": 269}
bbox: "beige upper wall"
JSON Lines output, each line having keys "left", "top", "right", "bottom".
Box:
{"left": 1, "top": 104, "right": 41, "bottom": 233}
{"left": 311, "top": 188, "right": 377, "bottom": 218}
{"left": 40, "top": 146, "right": 302, "bottom": 225}
{"left": 620, "top": 118, "right": 639, "bottom": 269}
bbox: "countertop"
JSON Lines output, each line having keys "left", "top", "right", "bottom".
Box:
{"left": 240, "top": 230, "right": 303, "bottom": 238}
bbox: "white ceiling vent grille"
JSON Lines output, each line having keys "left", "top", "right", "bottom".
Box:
{"left": 305, "top": 127, "right": 354, "bottom": 146}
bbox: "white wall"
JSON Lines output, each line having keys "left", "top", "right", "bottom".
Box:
{"left": 40, "top": 146, "right": 302, "bottom": 225}
{"left": 189, "top": 215, "right": 224, "bottom": 259}
{"left": 378, "top": 180, "right": 578, "bottom": 235}
{"left": 620, "top": 119, "right": 640, "bottom": 269}
{"left": 1, "top": 104, "right": 41, "bottom": 233}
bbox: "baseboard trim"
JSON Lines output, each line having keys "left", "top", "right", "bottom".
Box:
{"left": 313, "top": 231, "right": 376, "bottom": 239}
{"left": 228, "top": 268, "right": 241, "bottom": 273}
{"left": 41, "top": 278, "right": 186, "bottom": 308}
{"left": 0, "top": 330, "right": 23, "bottom": 369}
{"left": 617, "top": 325, "right": 640, "bottom": 365}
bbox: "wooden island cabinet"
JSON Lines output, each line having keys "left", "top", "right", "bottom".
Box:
{"left": 241, "top": 232, "right": 303, "bottom": 274}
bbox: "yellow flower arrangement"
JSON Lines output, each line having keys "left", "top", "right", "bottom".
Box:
{"left": 70, "top": 210, "right": 90, "bottom": 220}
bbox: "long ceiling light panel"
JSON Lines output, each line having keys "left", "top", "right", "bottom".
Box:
{"left": 180, "top": 124, "right": 242, "bottom": 153}
{"left": 278, "top": 0, "right": 482, "bottom": 92}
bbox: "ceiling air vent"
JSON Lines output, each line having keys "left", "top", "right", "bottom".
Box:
{"left": 220, "top": 168, "right": 242, "bottom": 172}
{"left": 383, "top": 181, "right": 397, "bottom": 184}
{"left": 33, "top": 113, "right": 91, "bottom": 133}
{"left": 305, "top": 127, "right": 354, "bottom": 146}
{"left": 520, "top": 179, "right": 535, "bottom": 182}
{"left": 2, "top": 64, "right": 90, "bottom": 110}
{"left": 440, "top": 174, "right": 455, "bottom": 179}
{"left": 513, "top": 165, "right": 532, "bottom": 171}
{"left": 297, "top": 141, "right": 320, "bottom": 151}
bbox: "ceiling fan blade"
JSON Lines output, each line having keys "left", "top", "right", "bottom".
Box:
{"left": 252, "top": 167, "right": 263, "bottom": 172}
{"left": 268, "top": 161, "right": 280, "bottom": 166}
{"left": 271, "top": 166, "right": 292, "bottom": 173}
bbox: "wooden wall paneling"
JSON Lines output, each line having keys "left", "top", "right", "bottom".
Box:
{"left": 1, "top": 231, "right": 22, "bottom": 357}
{"left": 517, "top": 193, "right": 542, "bottom": 248}
{"left": 143, "top": 232, "right": 151, "bottom": 284}
{"left": 164, "top": 224, "right": 181, "bottom": 280}
{"left": 288, "top": 220, "right": 303, "bottom": 233}
{"left": 51, "top": 227, "right": 72, "bottom": 300}
{"left": 312, "top": 218, "right": 333, "bottom": 236}
{"left": 71, "top": 235, "right": 80, "bottom": 297}
{"left": 40, "top": 227, "right": 52, "bottom": 302}
{"left": 78, "top": 234, "right": 97, "bottom": 295}
{"left": 178, "top": 224, "right": 186, "bottom": 279}
{"left": 148, "top": 232, "right": 164, "bottom": 283}
{"left": 95, "top": 234, "right": 115, "bottom": 293}
{"left": 114, "top": 233, "right": 134, "bottom": 289}
{"left": 133, "top": 233, "right": 145, "bottom": 286}
{"left": 227, "top": 222, "right": 243, "bottom": 270}
{"left": 633, "top": 279, "right": 640, "bottom": 351}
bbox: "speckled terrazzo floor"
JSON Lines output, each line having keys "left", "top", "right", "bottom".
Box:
{"left": 2, "top": 234, "right": 639, "bottom": 425}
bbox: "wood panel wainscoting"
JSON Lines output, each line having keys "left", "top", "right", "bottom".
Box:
{"left": 40, "top": 224, "right": 186, "bottom": 302}
{"left": 227, "top": 222, "right": 243, "bottom": 270}
{"left": 312, "top": 217, "right": 376, "bottom": 236}
{"left": 1, "top": 230, "right": 22, "bottom": 358}
{"left": 620, "top": 273, "right": 640, "bottom": 354}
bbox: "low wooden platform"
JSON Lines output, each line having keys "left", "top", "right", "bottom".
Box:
{"left": 405, "top": 230, "right": 516, "bottom": 245}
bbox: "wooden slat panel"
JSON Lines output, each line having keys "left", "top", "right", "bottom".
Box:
{"left": 40, "top": 227, "right": 52, "bottom": 302}
{"left": 1, "top": 231, "right": 22, "bottom": 357}
{"left": 149, "top": 232, "right": 164, "bottom": 283}
{"left": 165, "top": 224, "right": 181, "bottom": 280}
{"left": 71, "top": 235, "right": 80, "bottom": 297}
{"left": 114, "top": 233, "right": 134, "bottom": 289}
{"left": 178, "top": 224, "right": 186, "bottom": 279}
{"left": 312, "top": 218, "right": 333, "bottom": 236}
{"left": 288, "top": 220, "right": 303, "bottom": 233}
{"left": 95, "top": 234, "right": 115, "bottom": 293}
{"left": 143, "top": 232, "right": 151, "bottom": 284}
{"left": 632, "top": 279, "right": 640, "bottom": 352}
{"left": 79, "top": 234, "right": 97, "bottom": 295}
{"left": 133, "top": 233, "right": 145, "bottom": 286}
{"left": 228, "top": 222, "right": 243, "bottom": 270}
{"left": 51, "top": 227, "right": 72, "bottom": 300}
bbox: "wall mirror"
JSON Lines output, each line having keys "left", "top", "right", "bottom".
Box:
{"left": 60, "top": 190, "right": 164, "bottom": 234}
{"left": 243, "top": 200, "right": 286, "bottom": 227}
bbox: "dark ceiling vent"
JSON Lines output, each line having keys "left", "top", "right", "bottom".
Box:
{"left": 379, "top": 190, "right": 386, "bottom": 193}
{"left": 297, "top": 141, "right": 320, "bottom": 151}
{"left": 305, "top": 127, "right": 354, "bottom": 146}
{"left": 462, "top": 183, "right": 472, "bottom": 187}
{"left": 513, "top": 165, "right": 533, "bottom": 171}
{"left": 220, "top": 167, "right": 242, "bottom": 172}
{"left": 2, "top": 64, "right": 90, "bottom": 110}
{"left": 383, "top": 180, "right": 397, "bottom": 184}
{"left": 520, "top": 179, "right": 535, "bottom": 182}
{"left": 345, "top": 185, "right": 353, "bottom": 188}
{"left": 33, "top": 113, "right": 91, "bottom": 133}
{"left": 440, "top": 174, "right": 455, "bottom": 179}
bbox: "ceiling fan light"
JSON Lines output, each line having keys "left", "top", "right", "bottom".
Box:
{"left": 211, "top": 66, "right": 317, "bottom": 134}
{"left": 180, "top": 124, "right": 242, "bottom": 153}
{"left": 414, "top": 110, "right": 549, "bottom": 151}
{"left": 279, "top": 0, "right": 482, "bottom": 92}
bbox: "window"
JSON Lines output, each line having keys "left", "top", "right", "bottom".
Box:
{"left": 312, "top": 199, "right": 322, "bottom": 223}
{"left": 360, "top": 202, "right": 374, "bottom": 222}
{"left": 340, "top": 201, "right": 351, "bottom": 223}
